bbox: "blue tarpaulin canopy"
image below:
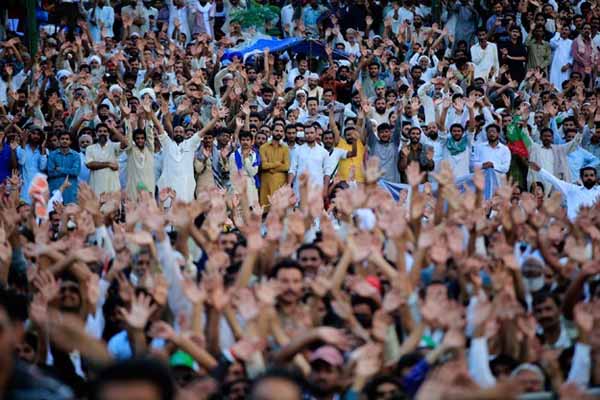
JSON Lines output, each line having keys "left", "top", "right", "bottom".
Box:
{"left": 223, "top": 38, "right": 349, "bottom": 62}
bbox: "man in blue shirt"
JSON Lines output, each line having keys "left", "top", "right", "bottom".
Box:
{"left": 16, "top": 126, "right": 47, "bottom": 203}
{"left": 48, "top": 132, "right": 81, "bottom": 204}
{"left": 0, "top": 131, "right": 18, "bottom": 184}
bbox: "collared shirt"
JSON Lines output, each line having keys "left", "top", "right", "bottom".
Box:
{"left": 367, "top": 129, "right": 402, "bottom": 183}
{"left": 471, "top": 142, "right": 511, "bottom": 182}
{"left": 86, "top": 141, "right": 122, "bottom": 196}
{"left": 16, "top": 145, "right": 47, "bottom": 203}
{"left": 47, "top": 149, "right": 81, "bottom": 204}
{"left": 290, "top": 143, "right": 331, "bottom": 188}
{"left": 298, "top": 113, "right": 329, "bottom": 130}
{"left": 539, "top": 168, "right": 600, "bottom": 220}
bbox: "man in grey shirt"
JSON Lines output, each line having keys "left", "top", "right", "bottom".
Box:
{"left": 367, "top": 122, "right": 402, "bottom": 183}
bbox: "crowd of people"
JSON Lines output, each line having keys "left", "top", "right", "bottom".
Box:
{"left": 0, "top": 0, "right": 600, "bottom": 399}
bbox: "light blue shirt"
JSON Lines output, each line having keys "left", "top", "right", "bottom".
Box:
{"left": 16, "top": 145, "right": 47, "bottom": 203}
{"left": 79, "top": 152, "right": 90, "bottom": 184}
{"left": 567, "top": 147, "right": 600, "bottom": 183}
{"left": 47, "top": 149, "right": 81, "bottom": 204}
{"left": 107, "top": 330, "right": 165, "bottom": 360}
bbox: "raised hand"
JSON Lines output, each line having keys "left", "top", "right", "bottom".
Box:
{"left": 118, "top": 292, "right": 157, "bottom": 330}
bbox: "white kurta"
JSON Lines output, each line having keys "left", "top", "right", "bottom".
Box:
{"left": 470, "top": 42, "right": 500, "bottom": 80}
{"left": 471, "top": 142, "right": 511, "bottom": 182}
{"left": 549, "top": 33, "right": 573, "bottom": 90}
{"left": 290, "top": 143, "right": 331, "bottom": 199}
{"left": 86, "top": 141, "right": 122, "bottom": 195}
{"left": 228, "top": 150, "right": 259, "bottom": 208}
{"left": 157, "top": 133, "right": 200, "bottom": 202}
{"left": 125, "top": 123, "right": 155, "bottom": 201}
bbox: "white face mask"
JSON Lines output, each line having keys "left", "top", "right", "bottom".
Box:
{"left": 523, "top": 276, "right": 545, "bottom": 293}
{"left": 465, "top": 282, "right": 474, "bottom": 297}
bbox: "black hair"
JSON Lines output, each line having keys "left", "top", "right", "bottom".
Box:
{"left": 532, "top": 291, "right": 561, "bottom": 309}
{"left": 269, "top": 258, "right": 304, "bottom": 279}
{"left": 363, "top": 374, "right": 403, "bottom": 400}
{"left": 539, "top": 127, "right": 553, "bottom": 137}
{"left": 350, "top": 294, "right": 378, "bottom": 313}
{"left": 449, "top": 123, "right": 464, "bottom": 132}
{"left": 96, "top": 123, "right": 109, "bottom": 132}
{"left": 239, "top": 130, "right": 253, "bottom": 140}
{"left": 249, "top": 368, "right": 306, "bottom": 400}
{"left": 377, "top": 123, "right": 392, "bottom": 133}
{"left": 297, "top": 243, "right": 325, "bottom": 260}
{"left": 485, "top": 123, "right": 501, "bottom": 133}
{"left": 89, "top": 357, "right": 175, "bottom": 400}
{"left": 580, "top": 166, "right": 596, "bottom": 179}
{"left": 0, "top": 287, "right": 29, "bottom": 322}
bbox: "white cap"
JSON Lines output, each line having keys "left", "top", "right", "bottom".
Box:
{"left": 109, "top": 84, "right": 123, "bottom": 93}
{"left": 56, "top": 69, "right": 73, "bottom": 80}
{"left": 138, "top": 88, "right": 156, "bottom": 101}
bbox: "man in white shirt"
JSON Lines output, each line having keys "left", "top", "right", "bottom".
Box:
{"left": 471, "top": 123, "right": 511, "bottom": 182}
{"left": 155, "top": 108, "right": 222, "bottom": 203}
{"left": 470, "top": 27, "right": 500, "bottom": 81}
{"left": 529, "top": 163, "right": 600, "bottom": 220}
{"left": 298, "top": 97, "right": 329, "bottom": 129}
{"left": 289, "top": 124, "right": 331, "bottom": 199}
{"left": 286, "top": 57, "right": 311, "bottom": 89}
{"left": 166, "top": 0, "right": 191, "bottom": 44}
{"left": 86, "top": 123, "right": 128, "bottom": 195}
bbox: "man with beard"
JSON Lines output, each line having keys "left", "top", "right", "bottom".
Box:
{"left": 259, "top": 123, "right": 290, "bottom": 208}
{"left": 530, "top": 163, "right": 600, "bottom": 220}
{"left": 367, "top": 122, "right": 402, "bottom": 183}
{"left": 398, "top": 127, "right": 435, "bottom": 184}
{"left": 299, "top": 98, "right": 329, "bottom": 129}
{"left": 289, "top": 124, "right": 331, "bottom": 199}
{"left": 307, "top": 346, "right": 346, "bottom": 400}
{"left": 527, "top": 127, "right": 580, "bottom": 191}
{"left": 471, "top": 123, "right": 511, "bottom": 182}
{"left": 16, "top": 125, "right": 47, "bottom": 203}
{"left": 366, "top": 96, "right": 392, "bottom": 128}
{"left": 440, "top": 123, "right": 473, "bottom": 178}
{"left": 272, "top": 259, "right": 312, "bottom": 341}
{"left": 125, "top": 100, "right": 155, "bottom": 201}
{"left": 87, "top": 0, "right": 115, "bottom": 42}
{"left": 86, "top": 123, "right": 128, "bottom": 196}
{"left": 531, "top": 292, "right": 573, "bottom": 349}
{"left": 157, "top": 107, "right": 223, "bottom": 202}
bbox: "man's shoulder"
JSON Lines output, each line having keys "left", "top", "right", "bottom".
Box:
{"left": 6, "top": 361, "right": 73, "bottom": 400}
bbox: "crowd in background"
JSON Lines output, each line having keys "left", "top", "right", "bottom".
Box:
{"left": 0, "top": 0, "right": 600, "bottom": 399}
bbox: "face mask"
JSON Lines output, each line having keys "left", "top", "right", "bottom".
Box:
{"left": 523, "top": 276, "right": 545, "bottom": 292}
{"left": 465, "top": 282, "right": 474, "bottom": 297}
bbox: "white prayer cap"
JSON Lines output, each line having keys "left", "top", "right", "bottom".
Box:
{"left": 88, "top": 55, "right": 102, "bottom": 65}
{"left": 138, "top": 88, "right": 156, "bottom": 101}
{"left": 56, "top": 69, "right": 72, "bottom": 80}
{"left": 109, "top": 84, "right": 123, "bottom": 93}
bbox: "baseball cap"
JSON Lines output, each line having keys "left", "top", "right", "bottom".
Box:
{"left": 309, "top": 346, "right": 344, "bottom": 366}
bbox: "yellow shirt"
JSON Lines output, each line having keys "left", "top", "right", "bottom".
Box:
{"left": 336, "top": 138, "right": 365, "bottom": 183}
